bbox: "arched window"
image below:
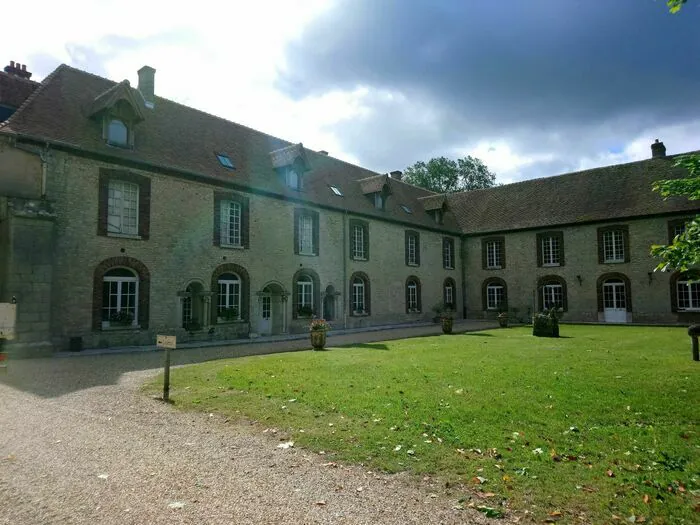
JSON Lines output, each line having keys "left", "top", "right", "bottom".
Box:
{"left": 596, "top": 273, "right": 632, "bottom": 313}
{"left": 671, "top": 270, "right": 700, "bottom": 312}
{"left": 211, "top": 263, "right": 250, "bottom": 324}
{"left": 443, "top": 278, "right": 456, "bottom": 310}
{"left": 349, "top": 272, "right": 371, "bottom": 316}
{"left": 93, "top": 256, "right": 150, "bottom": 330}
{"left": 537, "top": 276, "right": 567, "bottom": 311}
{"left": 482, "top": 277, "right": 507, "bottom": 311}
{"left": 292, "top": 269, "right": 320, "bottom": 319}
{"left": 405, "top": 276, "right": 422, "bottom": 313}
{"left": 107, "top": 119, "right": 128, "bottom": 146}
{"left": 217, "top": 273, "right": 241, "bottom": 321}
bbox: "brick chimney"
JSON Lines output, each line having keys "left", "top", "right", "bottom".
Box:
{"left": 390, "top": 170, "right": 403, "bottom": 181}
{"left": 137, "top": 65, "right": 156, "bottom": 108}
{"left": 3, "top": 60, "right": 32, "bottom": 80}
{"left": 651, "top": 139, "right": 666, "bottom": 159}
{"left": 318, "top": 150, "right": 329, "bottom": 155}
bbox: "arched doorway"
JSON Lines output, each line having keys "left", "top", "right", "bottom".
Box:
{"left": 323, "top": 285, "right": 337, "bottom": 320}
{"left": 602, "top": 278, "right": 627, "bottom": 323}
{"left": 258, "top": 282, "right": 287, "bottom": 335}
{"left": 180, "top": 281, "right": 208, "bottom": 331}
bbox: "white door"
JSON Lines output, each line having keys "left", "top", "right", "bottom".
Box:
{"left": 259, "top": 295, "right": 272, "bottom": 335}
{"left": 603, "top": 280, "right": 627, "bottom": 323}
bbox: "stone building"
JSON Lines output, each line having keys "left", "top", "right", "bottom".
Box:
{"left": 0, "top": 61, "right": 697, "bottom": 355}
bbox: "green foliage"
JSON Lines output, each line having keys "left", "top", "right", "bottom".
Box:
{"left": 403, "top": 155, "right": 496, "bottom": 193}
{"left": 109, "top": 310, "right": 134, "bottom": 325}
{"left": 651, "top": 154, "right": 700, "bottom": 271}
{"left": 146, "top": 326, "right": 699, "bottom": 523}
{"left": 667, "top": 0, "right": 687, "bottom": 14}
{"left": 532, "top": 308, "right": 560, "bottom": 337}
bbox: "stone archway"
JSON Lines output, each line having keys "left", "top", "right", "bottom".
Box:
{"left": 323, "top": 285, "right": 339, "bottom": 321}
{"left": 257, "top": 281, "right": 288, "bottom": 335}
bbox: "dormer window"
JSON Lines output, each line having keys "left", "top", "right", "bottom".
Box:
{"left": 374, "top": 193, "right": 384, "bottom": 209}
{"left": 286, "top": 168, "right": 300, "bottom": 190}
{"left": 107, "top": 119, "right": 128, "bottom": 147}
{"left": 433, "top": 209, "right": 443, "bottom": 224}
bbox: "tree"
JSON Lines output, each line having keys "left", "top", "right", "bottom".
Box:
{"left": 403, "top": 155, "right": 496, "bottom": 194}
{"left": 667, "top": 0, "right": 687, "bottom": 13}
{"left": 651, "top": 155, "right": 700, "bottom": 271}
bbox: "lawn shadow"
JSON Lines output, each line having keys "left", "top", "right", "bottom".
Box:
{"left": 460, "top": 332, "right": 494, "bottom": 337}
{"left": 346, "top": 343, "right": 390, "bottom": 350}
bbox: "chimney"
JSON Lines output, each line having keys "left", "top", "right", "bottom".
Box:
{"left": 3, "top": 60, "right": 32, "bottom": 79}
{"left": 651, "top": 139, "right": 666, "bottom": 159}
{"left": 390, "top": 170, "right": 403, "bottom": 181}
{"left": 137, "top": 65, "right": 156, "bottom": 108}
{"left": 318, "top": 150, "right": 328, "bottom": 155}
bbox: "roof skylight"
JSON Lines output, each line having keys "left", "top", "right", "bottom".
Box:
{"left": 330, "top": 185, "right": 343, "bottom": 196}
{"left": 401, "top": 204, "right": 412, "bottom": 214}
{"left": 216, "top": 153, "right": 235, "bottom": 169}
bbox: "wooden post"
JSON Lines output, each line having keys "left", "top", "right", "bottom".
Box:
{"left": 157, "top": 335, "right": 177, "bottom": 401}
{"left": 688, "top": 325, "right": 700, "bottom": 362}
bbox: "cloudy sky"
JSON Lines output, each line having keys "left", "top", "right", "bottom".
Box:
{"left": 5, "top": 0, "right": 699, "bottom": 183}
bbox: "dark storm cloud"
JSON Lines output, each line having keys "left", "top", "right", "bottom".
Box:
{"left": 280, "top": 0, "right": 700, "bottom": 178}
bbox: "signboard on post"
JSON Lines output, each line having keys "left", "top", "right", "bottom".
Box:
{"left": 0, "top": 303, "right": 16, "bottom": 373}
{"left": 157, "top": 335, "right": 177, "bottom": 402}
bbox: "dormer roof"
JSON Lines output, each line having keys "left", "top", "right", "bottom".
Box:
{"left": 89, "top": 79, "right": 145, "bottom": 122}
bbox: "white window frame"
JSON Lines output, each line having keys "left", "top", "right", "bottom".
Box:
{"left": 286, "top": 168, "right": 299, "bottom": 189}
{"left": 220, "top": 200, "right": 242, "bottom": 247}
{"left": 486, "top": 240, "right": 502, "bottom": 269}
{"left": 353, "top": 278, "right": 366, "bottom": 314}
{"left": 374, "top": 193, "right": 383, "bottom": 209}
{"left": 443, "top": 239, "right": 454, "bottom": 269}
{"left": 407, "top": 280, "right": 419, "bottom": 311}
{"left": 102, "top": 270, "right": 139, "bottom": 328}
{"left": 297, "top": 275, "right": 314, "bottom": 313}
{"left": 407, "top": 234, "right": 417, "bottom": 265}
{"left": 107, "top": 119, "right": 128, "bottom": 146}
{"left": 677, "top": 280, "right": 700, "bottom": 311}
{"left": 603, "top": 230, "right": 625, "bottom": 263}
{"left": 541, "top": 236, "right": 560, "bottom": 266}
{"left": 444, "top": 283, "right": 454, "bottom": 307}
{"left": 542, "top": 283, "right": 563, "bottom": 310}
{"left": 486, "top": 284, "right": 504, "bottom": 310}
{"left": 673, "top": 223, "right": 687, "bottom": 238}
{"left": 603, "top": 279, "right": 626, "bottom": 309}
{"left": 353, "top": 224, "right": 365, "bottom": 259}
{"left": 217, "top": 274, "right": 241, "bottom": 321}
{"left": 298, "top": 214, "right": 314, "bottom": 255}
{"left": 107, "top": 180, "right": 139, "bottom": 236}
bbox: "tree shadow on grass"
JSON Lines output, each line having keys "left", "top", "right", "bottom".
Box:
{"left": 345, "top": 343, "right": 389, "bottom": 351}
{"left": 460, "top": 332, "right": 494, "bottom": 337}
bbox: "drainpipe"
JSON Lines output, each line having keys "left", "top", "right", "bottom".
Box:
{"left": 460, "top": 235, "right": 467, "bottom": 319}
{"left": 343, "top": 210, "right": 348, "bottom": 329}
{"left": 40, "top": 143, "right": 49, "bottom": 198}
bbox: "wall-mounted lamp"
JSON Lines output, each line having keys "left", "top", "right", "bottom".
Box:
{"left": 576, "top": 275, "right": 583, "bottom": 286}
{"left": 648, "top": 272, "right": 654, "bottom": 285}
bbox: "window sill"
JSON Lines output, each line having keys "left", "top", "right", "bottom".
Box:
{"left": 216, "top": 319, "right": 246, "bottom": 324}
{"left": 407, "top": 262, "right": 419, "bottom": 267}
{"left": 542, "top": 263, "right": 560, "bottom": 267}
{"left": 298, "top": 252, "right": 317, "bottom": 257}
{"left": 444, "top": 266, "right": 455, "bottom": 270}
{"left": 486, "top": 266, "right": 502, "bottom": 270}
{"left": 352, "top": 256, "right": 368, "bottom": 262}
{"left": 602, "top": 260, "right": 626, "bottom": 264}
{"left": 351, "top": 311, "right": 370, "bottom": 317}
{"left": 107, "top": 232, "right": 142, "bottom": 240}
{"left": 407, "top": 309, "right": 421, "bottom": 314}
{"left": 220, "top": 243, "right": 245, "bottom": 250}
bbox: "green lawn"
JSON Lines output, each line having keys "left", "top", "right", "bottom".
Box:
{"left": 144, "top": 326, "right": 699, "bottom": 523}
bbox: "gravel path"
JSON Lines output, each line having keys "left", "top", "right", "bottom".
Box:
{"left": 1, "top": 323, "right": 503, "bottom": 524}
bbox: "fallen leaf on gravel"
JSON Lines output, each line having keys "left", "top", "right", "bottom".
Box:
{"left": 472, "top": 476, "right": 488, "bottom": 485}
{"left": 314, "top": 501, "right": 326, "bottom": 506}
{"left": 53, "top": 440, "right": 62, "bottom": 444}
{"left": 606, "top": 470, "right": 615, "bottom": 477}
{"left": 356, "top": 487, "right": 363, "bottom": 492}
{"left": 97, "top": 474, "right": 109, "bottom": 480}
{"left": 168, "top": 502, "right": 185, "bottom": 509}
{"left": 476, "top": 492, "right": 496, "bottom": 499}
{"left": 323, "top": 462, "right": 338, "bottom": 468}
{"left": 643, "top": 494, "right": 650, "bottom": 504}
{"left": 277, "top": 441, "right": 294, "bottom": 449}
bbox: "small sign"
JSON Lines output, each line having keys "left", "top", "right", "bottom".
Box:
{"left": 0, "top": 304, "right": 17, "bottom": 341}
{"left": 157, "top": 335, "right": 176, "bottom": 349}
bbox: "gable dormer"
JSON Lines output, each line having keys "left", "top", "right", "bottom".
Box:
{"left": 269, "top": 143, "right": 310, "bottom": 190}
{"left": 418, "top": 194, "right": 447, "bottom": 224}
{"left": 89, "top": 80, "right": 145, "bottom": 148}
{"left": 359, "top": 174, "right": 392, "bottom": 210}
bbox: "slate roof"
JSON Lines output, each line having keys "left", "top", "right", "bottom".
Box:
{"left": 447, "top": 154, "right": 700, "bottom": 235}
{"left": 0, "top": 70, "right": 38, "bottom": 111}
{"left": 0, "top": 64, "right": 456, "bottom": 232}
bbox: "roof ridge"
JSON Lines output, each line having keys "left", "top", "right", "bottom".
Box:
{"left": 0, "top": 70, "right": 39, "bottom": 86}
{"left": 0, "top": 63, "right": 67, "bottom": 132}
{"left": 391, "top": 178, "right": 439, "bottom": 195}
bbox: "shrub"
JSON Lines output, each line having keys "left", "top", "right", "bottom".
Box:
{"left": 309, "top": 318, "right": 330, "bottom": 332}
{"left": 533, "top": 308, "right": 560, "bottom": 338}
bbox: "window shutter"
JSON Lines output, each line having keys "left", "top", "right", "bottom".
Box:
{"left": 417, "top": 280, "right": 422, "bottom": 312}
{"left": 350, "top": 221, "right": 356, "bottom": 259}
{"left": 623, "top": 227, "right": 630, "bottom": 263}
{"left": 597, "top": 228, "right": 605, "bottom": 264}
{"left": 415, "top": 232, "right": 421, "bottom": 266}
{"left": 536, "top": 233, "right": 543, "bottom": 267}
{"left": 312, "top": 211, "right": 320, "bottom": 256}
{"left": 97, "top": 171, "right": 109, "bottom": 236}
{"left": 404, "top": 231, "right": 409, "bottom": 266}
{"left": 405, "top": 281, "right": 410, "bottom": 313}
{"left": 500, "top": 239, "right": 506, "bottom": 269}
{"left": 363, "top": 223, "right": 370, "bottom": 260}
{"left": 365, "top": 277, "right": 371, "bottom": 314}
{"left": 481, "top": 239, "right": 487, "bottom": 270}
{"left": 241, "top": 196, "right": 250, "bottom": 249}
{"left": 138, "top": 177, "right": 151, "bottom": 240}
{"left": 293, "top": 209, "right": 300, "bottom": 255}
{"left": 558, "top": 232, "right": 565, "bottom": 266}
{"left": 213, "top": 193, "right": 222, "bottom": 246}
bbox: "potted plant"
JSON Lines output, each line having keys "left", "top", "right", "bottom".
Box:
{"left": 219, "top": 307, "right": 239, "bottom": 322}
{"left": 184, "top": 320, "right": 201, "bottom": 333}
{"left": 309, "top": 318, "right": 330, "bottom": 350}
{"left": 298, "top": 305, "right": 314, "bottom": 318}
{"left": 532, "top": 307, "right": 561, "bottom": 338}
{"left": 109, "top": 310, "right": 134, "bottom": 327}
{"left": 497, "top": 310, "right": 509, "bottom": 328}
{"left": 441, "top": 307, "right": 454, "bottom": 334}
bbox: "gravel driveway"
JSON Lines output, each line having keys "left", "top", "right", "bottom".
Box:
{"left": 1, "top": 324, "right": 501, "bottom": 524}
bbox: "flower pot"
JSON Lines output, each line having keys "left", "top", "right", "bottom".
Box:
{"left": 310, "top": 330, "right": 327, "bottom": 350}
{"left": 441, "top": 317, "right": 453, "bottom": 334}
{"left": 498, "top": 316, "right": 509, "bottom": 328}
